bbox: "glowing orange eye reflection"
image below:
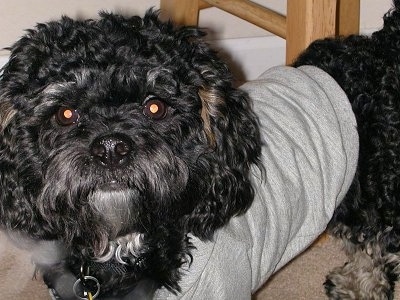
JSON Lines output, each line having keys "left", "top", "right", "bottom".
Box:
{"left": 63, "top": 109, "right": 73, "bottom": 119}
{"left": 149, "top": 103, "right": 159, "bottom": 114}
{"left": 55, "top": 107, "right": 79, "bottom": 126}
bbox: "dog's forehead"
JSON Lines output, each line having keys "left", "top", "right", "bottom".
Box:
{"left": 1, "top": 12, "right": 230, "bottom": 112}
{"left": 45, "top": 65, "right": 190, "bottom": 100}
{"left": 39, "top": 19, "right": 200, "bottom": 88}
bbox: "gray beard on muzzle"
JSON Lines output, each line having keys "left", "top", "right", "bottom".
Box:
{"left": 89, "top": 188, "right": 136, "bottom": 237}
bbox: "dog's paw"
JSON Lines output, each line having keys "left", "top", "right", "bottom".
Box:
{"left": 324, "top": 260, "right": 394, "bottom": 300}
{"left": 324, "top": 277, "right": 366, "bottom": 300}
{"left": 324, "top": 276, "right": 357, "bottom": 300}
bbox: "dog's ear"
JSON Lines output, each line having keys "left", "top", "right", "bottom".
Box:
{"left": 186, "top": 82, "right": 262, "bottom": 239}
{"left": 169, "top": 25, "right": 262, "bottom": 239}
{"left": 0, "top": 96, "right": 40, "bottom": 233}
{"left": 0, "top": 97, "right": 17, "bottom": 228}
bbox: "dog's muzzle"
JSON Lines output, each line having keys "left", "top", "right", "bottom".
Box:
{"left": 90, "top": 134, "right": 132, "bottom": 167}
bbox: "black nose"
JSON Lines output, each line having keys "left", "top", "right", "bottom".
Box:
{"left": 90, "top": 134, "right": 132, "bottom": 167}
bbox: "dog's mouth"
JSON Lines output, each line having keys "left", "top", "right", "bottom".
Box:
{"left": 97, "top": 180, "right": 127, "bottom": 191}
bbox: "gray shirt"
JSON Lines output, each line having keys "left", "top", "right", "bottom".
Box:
{"left": 155, "top": 66, "right": 359, "bottom": 299}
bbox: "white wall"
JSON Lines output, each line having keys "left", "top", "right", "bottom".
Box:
{"left": 0, "top": 56, "right": 7, "bottom": 68}
{"left": 0, "top": 0, "right": 394, "bottom": 80}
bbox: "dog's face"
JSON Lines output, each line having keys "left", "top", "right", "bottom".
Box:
{"left": 0, "top": 11, "right": 260, "bottom": 290}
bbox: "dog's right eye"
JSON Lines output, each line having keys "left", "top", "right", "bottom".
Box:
{"left": 143, "top": 98, "right": 168, "bottom": 120}
{"left": 55, "top": 107, "right": 80, "bottom": 126}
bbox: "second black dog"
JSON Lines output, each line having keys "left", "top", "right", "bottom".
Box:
{"left": 293, "top": 1, "right": 400, "bottom": 299}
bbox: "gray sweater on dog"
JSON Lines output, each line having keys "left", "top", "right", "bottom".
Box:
{"left": 155, "top": 66, "right": 359, "bottom": 300}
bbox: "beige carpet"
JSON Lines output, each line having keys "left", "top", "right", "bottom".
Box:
{"left": 0, "top": 232, "right": 49, "bottom": 299}
{"left": 254, "top": 236, "right": 346, "bottom": 300}
{"left": 0, "top": 231, "right": 397, "bottom": 299}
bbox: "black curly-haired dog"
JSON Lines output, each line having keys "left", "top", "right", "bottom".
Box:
{"left": 2, "top": 1, "right": 400, "bottom": 300}
{"left": 293, "top": 0, "right": 400, "bottom": 299}
{"left": 0, "top": 10, "right": 261, "bottom": 299}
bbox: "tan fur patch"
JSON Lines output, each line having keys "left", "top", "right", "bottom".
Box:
{"left": 198, "top": 87, "right": 224, "bottom": 149}
{"left": 0, "top": 101, "right": 16, "bottom": 132}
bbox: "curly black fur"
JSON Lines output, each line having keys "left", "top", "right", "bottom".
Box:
{"left": 0, "top": 11, "right": 261, "bottom": 298}
{"left": 293, "top": 0, "right": 400, "bottom": 298}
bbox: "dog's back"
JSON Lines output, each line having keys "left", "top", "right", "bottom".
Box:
{"left": 294, "top": 1, "right": 400, "bottom": 102}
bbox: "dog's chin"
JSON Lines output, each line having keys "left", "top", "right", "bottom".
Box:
{"left": 89, "top": 183, "right": 137, "bottom": 238}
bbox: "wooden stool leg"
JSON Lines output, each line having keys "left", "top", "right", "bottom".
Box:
{"left": 337, "top": 0, "right": 360, "bottom": 35}
{"left": 160, "top": 0, "right": 201, "bottom": 25}
{"left": 286, "top": 0, "right": 337, "bottom": 65}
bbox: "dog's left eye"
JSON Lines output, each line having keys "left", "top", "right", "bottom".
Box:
{"left": 55, "top": 107, "right": 80, "bottom": 126}
{"left": 143, "top": 98, "right": 168, "bottom": 120}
